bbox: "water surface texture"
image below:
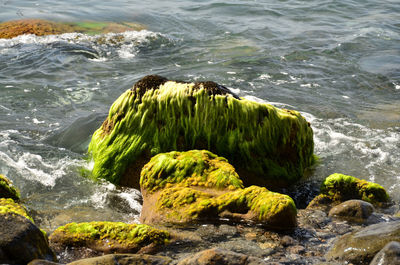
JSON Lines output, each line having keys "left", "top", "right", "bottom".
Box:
{"left": 0, "top": 0, "right": 399, "bottom": 231}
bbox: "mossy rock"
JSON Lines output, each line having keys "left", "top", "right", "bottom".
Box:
{"left": 0, "top": 174, "right": 20, "bottom": 201}
{"left": 0, "top": 19, "right": 145, "bottom": 39}
{"left": 307, "top": 173, "right": 389, "bottom": 210}
{"left": 88, "top": 75, "right": 315, "bottom": 189}
{"left": 140, "top": 150, "right": 297, "bottom": 229}
{"left": 0, "top": 198, "right": 33, "bottom": 223}
{"left": 49, "top": 222, "right": 170, "bottom": 254}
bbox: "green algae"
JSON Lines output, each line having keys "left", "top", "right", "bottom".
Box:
{"left": 154, "top": 185, "right": 297, "bottom": 227}
{"left": 320, "top": 173, "right": 389, "bottom": 205}
{"left": 0, "top": 174, "right": 20, "bottom": 201}
{"left": 88, "top": 76, "right": 315, "bottom": 188}
{"left": 139, "top": 150, "right": 297, "bottom": 228}
{"left": 50, "top": 222, "right": 170, "bottom": 249}
{"left": 0, "top": 198, "right": 34, "bottom": 223}
{"left": 140, "top": 150, "right": 243, "bottom": 192}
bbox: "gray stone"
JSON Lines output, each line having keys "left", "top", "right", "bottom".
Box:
{"left": 370, "top": 241, "right": 400, "bottom": 265}
{"left": 67, "top": 254, "right": 172, "bottom": 265}
{"left": 326, "top": 220, "right": 400, "bottom": 265}
{"left": 0, "top": 213, "right": 56, "bottom": 264}
{"left": 328, "top": 199, "right": 374, "bottom": 223}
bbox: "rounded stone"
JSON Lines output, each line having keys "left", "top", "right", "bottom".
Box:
{"left": 328, "top": 199, "right": 374, "bottom": 223}
{"left": 370, "top": 241, "right": 400, "bottom": 265}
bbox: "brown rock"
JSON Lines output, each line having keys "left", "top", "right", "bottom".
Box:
{"left": 328, "top": 199, "right": 374, "bottom": 223}
{"left": 0, "top": 213, "right": 56, "bottom": 264}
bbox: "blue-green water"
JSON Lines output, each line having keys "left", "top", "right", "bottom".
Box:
{"left": 0, "top": 0, "right": 399, "bottom": 231}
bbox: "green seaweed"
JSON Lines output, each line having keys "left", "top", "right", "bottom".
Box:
{"left": 0, "top": 174, "right": 20, "bottom": 201}
{"left": 50, "top": 222, "right": 169, "bottom": 248}
{"left": 0, "top": 198, "right": 34, "bottom": 223}
{"left": 140, "top": 150, "right": 243, "bottom": 192}
{"left": 88, "top": 76, "right": 315, "bottom": 188}
{"left": 320, "top": 173, "right": 389, "bottom": 205}
{"left": 155, "top": 185, "right": 297, "bottom": 228}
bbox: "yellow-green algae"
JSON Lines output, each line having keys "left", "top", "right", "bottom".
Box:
{"left": 88, "top": 75, "right": 315, "bottom": 188}
{"left": 0, "top": 198, "right": 34, "bottom": 223}
{"left": 140, "top": 150, "right": 297, "bottom": 229}
{"left": 309, "top": 173, "right": 390, "bottom": 208}
{"left": 140, "top": 150, "right": 243, "bottom": 192}
{"left": 0, "top": 174, "right": 20, "bottom": 201}
{"left": 154, "top": 186, "right": 297, "bottom": 228}
{"left": 49, "top": 222, "right": 169, "bottom": 251}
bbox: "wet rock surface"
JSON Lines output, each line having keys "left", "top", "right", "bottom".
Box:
{"left": 328, "top": 199, "right": 374, "bottom": 223}
{"left": 0, "top": 213, "right": 56, "bottom": 264}
{"left": 0, "top": 19, "right": 145, "bottom": 39}
{"left": 326, "top": 220, "right": 400, "bottom": 265}
{"left": 370, "top": 241, "right": 400, "bottom": 265}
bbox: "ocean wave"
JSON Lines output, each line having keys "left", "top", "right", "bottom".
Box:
{"left": 0, "top": 30, "right": 174, "bottom": 60}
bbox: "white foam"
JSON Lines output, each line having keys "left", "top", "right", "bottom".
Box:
{"left": 0, "top": 30, "right": 169, "bottom": 60}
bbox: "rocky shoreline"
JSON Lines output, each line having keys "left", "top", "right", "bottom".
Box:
{"left": 1, "top": 74, "right": 400, "bottom": 265}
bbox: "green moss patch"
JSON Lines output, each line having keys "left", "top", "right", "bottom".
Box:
{"left": 49, "top": 222, "right": 169, "bottom": 253}
{"left": 140, "top": 150, "right": 297, "bottom": 229}
{"left": 88, "top": 75, "right": 315, "bottom": 189}
{"left": 140, "top": 150, "right": 243, "bottom": 192}
{"left": 0, "top": 198, "right": 33, "bottom": 223}
{"left": 320, "top": 173, "right": 389, "bottom": 204}
{"left": 0, "top": 174, "right": 20, "bottom": 201}
{"left": 308, "top": 173, "right": 389, "bottom": 210}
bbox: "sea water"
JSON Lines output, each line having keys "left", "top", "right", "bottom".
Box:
{"left": 0, "top": 0, "right": 399, "bottom": 231}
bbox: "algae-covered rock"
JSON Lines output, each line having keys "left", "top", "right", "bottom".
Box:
{"left": 88, "top": 75, "right": 315, "bottom": 189}
{"left": 140, "top": 150, "right": 297, "bottom": 229}
{"left": 49, "top": 222, "right": 170, "bottom": 255}
{"left": 370, "top": 241, "right": 400, "bottom": 265}
{"left": 307, "top": 173, "right": 389, "bottom": 210}
{"left": 0, "top": 19, "right": 145, "bottom": 39}
{"left": 0, "top": 174, "right": 20, "bottom": 201}
{"left": 0, "top": 197, "right": 33, "bottom": 222}
{"left": 0, "top": 213, "right": 56, "bottom": 264}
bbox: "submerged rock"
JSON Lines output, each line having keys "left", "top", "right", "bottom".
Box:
{"left": 326, "top": 220, "right": 400, "bottom": 264}
{"left": 328, "top": 199, "right": 374, "bottom": 223}
{"left": 49, "top": 222, "right": 170, "bottom": 257}
{"left": 370, "top": 241, "right": 400, "bottom": 265}
{"left": 0, "top": 19, "right": 145, "bottom": 39}
{"left": 0, "top": 174, "right": 20, "bottom": 201}
{"left": 0, "top": 213, "right": 56, "bottom": 264}
{"left": 177, "top": 248, "right": 269, "bottom": 265}
{"left": 140, "top": 150, "right": 297, "bottom": 229}
{"left": 88, "top": 75, "right": 315, "bottom": 189}
{"left": 307, "top": 173, "right": 389, "bottom": 210}
{"left": 68, "top": 254, "right": 172, "bottom": 265}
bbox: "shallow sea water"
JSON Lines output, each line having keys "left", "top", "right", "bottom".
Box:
{"left": 0, "top": 0, "right": 399, "bottom": 231}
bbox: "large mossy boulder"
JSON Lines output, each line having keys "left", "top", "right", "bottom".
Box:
{"left": 49, "top": 222, "right": 170, "bottom": 255}
{"left": 140, "top": 150, "right": 297, "bottom": 229}
{"left": 0, "top": 19, "right": 145, "bottom": 39}
{"left": 0, "top": 174, "right": 20, "bottom": 201}
{"left": 1, "top": 198, "right": 56, "bottom": 264}
{"left": 88, "top": 75, "right": 315, "bottom": 189}
{"left": 307, "top": 173, "right": 389, "bottom": 210}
